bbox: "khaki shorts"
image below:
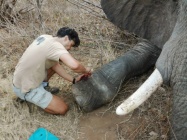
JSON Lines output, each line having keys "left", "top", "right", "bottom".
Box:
{"left": 13, "top": 84, "right": 53, "bottom": 109}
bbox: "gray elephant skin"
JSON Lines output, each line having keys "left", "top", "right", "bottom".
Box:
{"left": 72, "top": 0, "right": 187, "bottom": 139}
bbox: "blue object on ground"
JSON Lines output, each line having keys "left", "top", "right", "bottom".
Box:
{"left": 28, "top": 127, "right": 60, "bottom": 140}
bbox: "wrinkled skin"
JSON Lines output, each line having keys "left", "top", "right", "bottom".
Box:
{"left": 73, "top": 40, "right": 161, "bottom": 111}
{"left": 72, "top": 0, "right": 187, "bottom": 139}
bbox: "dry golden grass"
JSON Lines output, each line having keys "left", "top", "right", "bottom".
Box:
{"left": 0, "top": 0, "right": 171, "bottom": 140}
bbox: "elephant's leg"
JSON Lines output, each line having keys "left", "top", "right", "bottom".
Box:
{"left": 72, "top": 39, "right": 161, "bottom": 112}
{"left": 100, "top": 0, "right": 178, "bottom": 49}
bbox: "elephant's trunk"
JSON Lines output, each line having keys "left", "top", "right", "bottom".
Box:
{"left": 72, "top": 40, "right": 161, "bottom": 112}
{"left": 168, "top": 35, "right": 187, "bottom": 140}
{"left": 155, "top": 1, "right": 187, "bottom": 139}
{"left": 171, "top": 81, "right": 187, "bottom": 140}
{"left": 116, "top": 69, "right": 163, "bottom": 115}
{"left": 169, "top": 6, "right": 187, "bottom": 137}
{"left": 169, "top": 33, "right": 187, "bottom": 140}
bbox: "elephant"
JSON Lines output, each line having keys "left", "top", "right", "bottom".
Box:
{"left": 72, "top": 0, "right": 187, "bottom": 139}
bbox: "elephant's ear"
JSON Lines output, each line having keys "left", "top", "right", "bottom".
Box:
{"left": 101, "top": 0, "right": 178, "bottom": 48}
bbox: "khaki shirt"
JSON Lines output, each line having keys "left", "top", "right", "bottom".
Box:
{"left": 13, "top": 35, "right": 68, "bottom": 93}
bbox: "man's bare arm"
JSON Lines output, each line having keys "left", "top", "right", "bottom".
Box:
{"left": 52, "top": 63, "right": 74, "bottom": 82}
{"left": 60, "top": 53, "right": 90, "bottom": 74}
{"left": 52, "top": 63, "right": 90, "bottom": 83}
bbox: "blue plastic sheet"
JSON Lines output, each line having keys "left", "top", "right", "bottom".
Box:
{"left": 28, "top": 127, "right": 59, "bottom": 140}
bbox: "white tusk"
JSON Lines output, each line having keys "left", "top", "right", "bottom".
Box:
{"left": 116, "top": 68, "right": 163, "bottom": 115}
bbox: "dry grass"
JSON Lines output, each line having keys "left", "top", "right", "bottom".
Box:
{"left": 0, "top": 0, "right": 171, "bottom": 140}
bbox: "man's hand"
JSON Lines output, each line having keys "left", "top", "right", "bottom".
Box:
{"left": 85, "top": 67, "right": 93, "bottom": 76}
{"left": 74, "top": 72, "right": 92, "bottom": 83}
{"left": 85, "top": 67, "right": 91, "bottom": 73}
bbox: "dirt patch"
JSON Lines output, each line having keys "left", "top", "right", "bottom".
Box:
{"left": 77, "top": 107, "right": 139, "bottom": 140}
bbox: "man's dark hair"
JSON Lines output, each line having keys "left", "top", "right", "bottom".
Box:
{"left": 57, "top": 27, "right": 80, "bottom": 47}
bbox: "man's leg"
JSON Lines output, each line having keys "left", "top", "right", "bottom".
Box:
{"left": 30, "top": 84, "right": 68, "bottom": 115}
{"left": 43, "top": 68, "right": 68, "bottom": 114}
{"left": 43, "top": 67, "right": 59, "bottom": 94}
{"left": 44, "top": 95, "right": 68, "bottom": 115}
{"left": 44, "top": 67, "right": 56, "bottom": 82}
{"left": 13, "top": 84, "right": 68, "bottom": 115}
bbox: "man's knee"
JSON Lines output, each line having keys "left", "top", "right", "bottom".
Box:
{"left": 44, "top": 95, "right": 69, "bottom": 115}
{"left": 58, "top": 104, "right": 69, "bottom": 115}
{"left": 44, "top": 103, "right": 69, "bottom": 115}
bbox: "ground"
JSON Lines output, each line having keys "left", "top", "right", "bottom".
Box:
{"left": 0, "top": 0, "right": 171, "bottom": 139}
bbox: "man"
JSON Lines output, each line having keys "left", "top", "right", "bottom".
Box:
{"left": 13, "top": 27, "right": 91, "bottom": 115}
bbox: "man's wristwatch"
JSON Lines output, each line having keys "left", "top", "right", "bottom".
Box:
{"left": 72, "top": 77, "right": 76, "bottom": 84}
